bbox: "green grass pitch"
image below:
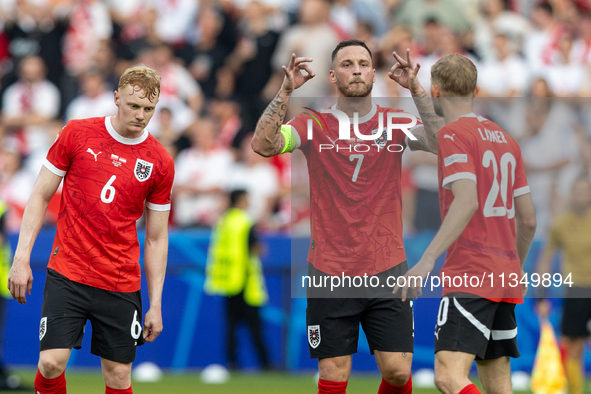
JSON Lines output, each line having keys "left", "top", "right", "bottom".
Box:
{"left": 5, "top": 370, "right": 536, "bottom": 393}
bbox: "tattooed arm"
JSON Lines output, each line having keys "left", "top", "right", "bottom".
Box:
{"left": 388, "top": 49, "right": 445, "bottom": 154}
{"left": 251, "top": 54, "right": 315, "bottom": 157}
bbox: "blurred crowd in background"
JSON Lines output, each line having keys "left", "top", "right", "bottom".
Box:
{"left": 0, "top": 0, "right": 590, "bottom": 240}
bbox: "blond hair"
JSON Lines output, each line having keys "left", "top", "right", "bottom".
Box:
{"left": 118, "top": 66, "right": 161, "bottom": 102}
{"left": 430, "top": 54, "right": 477, "bottom": 97}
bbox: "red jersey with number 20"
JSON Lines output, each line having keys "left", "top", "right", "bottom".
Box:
{"left": 44, "top": 117, "right": 175, "bottom": 293}
{"left": 437, "top": 113, "right": 530, "bottom": 303}
{"left": 288, "top": 104, "right": 421, "bottom": 276}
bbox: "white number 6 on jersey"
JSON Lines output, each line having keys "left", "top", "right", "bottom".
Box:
{"left": 100, "top": 175, "right": 117, "bottom": 204}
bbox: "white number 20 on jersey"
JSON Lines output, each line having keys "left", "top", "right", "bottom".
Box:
{"left": 482, "top": 150, "right": 516, "bottom": 219}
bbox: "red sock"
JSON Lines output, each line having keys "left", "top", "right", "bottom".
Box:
{"left": 378, "top": 374, "right": 412, "bottom": 394}
{"left": 34, "top": 369, "right": 67, "bottom": 394}
{"left": 318, "top": 378, "right": 348, "bottom": 394}
{"left": 105, "top": 385, "right": 133, "bottom": 394}
{"left": 458, "top": 383, "right": 482, "bottom": 394}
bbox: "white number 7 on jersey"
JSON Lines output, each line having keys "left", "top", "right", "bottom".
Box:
{"left": 349, "top": 154, "right": 364, "bottom": 182}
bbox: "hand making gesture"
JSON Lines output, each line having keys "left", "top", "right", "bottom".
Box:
{"left": 281, "top": 53, "right": 315, "bottom": 95}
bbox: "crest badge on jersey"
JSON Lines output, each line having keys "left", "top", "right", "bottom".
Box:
{"left": 308, "top": 325, "right": 321, "bottom": 349}
{"left": 373, "top": 127, "right": 388, "bottom": 149}
{"left": 39, "top": 317, "right": 47, "bottom": 341}
{"left": 134, "top": 159, "right": 154, "bottom": 182}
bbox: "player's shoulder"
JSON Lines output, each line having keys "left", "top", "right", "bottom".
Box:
{"left": 145, "top": 134, "right": 175, "bottom": 169}
{"left": 65, "top": 116, "right": 106, "bottom": 130}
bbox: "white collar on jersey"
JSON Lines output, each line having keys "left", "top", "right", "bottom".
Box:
{"left": 330, "top": 102, "right": 377, "bottom": 124}
{"left": 459, "top": 112, "right": 487, "bottom": 122}
{"left": 105, "top": 116, "right": 149, "bottom": 145}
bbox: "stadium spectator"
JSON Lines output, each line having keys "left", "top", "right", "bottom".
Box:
{"left": 536, "top": 177, "right": 591, "bottom": 394}
{"left": 539, "top": 29, "right": 586, "bottom": 96}
{"left": 268, "top": 0, "right": 339, "bottom": 99}
{"left": 0, "top": 138, "right": 35, "bottom": 233}
{"left": 478, "top": 32, "right": 529, "bottom": 97}
{"left": 204, "top": 189, "right": 270, "bottom": 371}
{"left": 7, "top": 66, "right": 174, "bottom": 394}
{"left": 1, "top": 55, "right": 60, "bottom": 157}
{"left": 393, "top": 51, "right": 536, "bottom": 394}
{"left": 141, "top": 43, "right": 203, "bottom": 134}
{"left": 148, "top": 0, "right": 198, "bottom": 45}
{"left": 227, "top": 136, "right": 280, "bottom": 226}
{"left": 65, "top": 69, "right": 117, "bottom": 122}
{"left": 207, "top": 97, "right": 243, "bottom": 150}
{"left": 173, "top": 117, "right": 233, "bottom": 228}
{"left": 252, "top": 40, "right": 439, "bottom": 394}
{"left": 224, "top": 0, "right": 280, "bottom": 133}
{"left": 524, "top": 2, "right": 561, "bottom": 74}
{"left": 180, "top": 6, "right": 235, "bottom": 99}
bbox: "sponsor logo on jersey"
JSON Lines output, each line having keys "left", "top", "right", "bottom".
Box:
{"left": 86, "top": 148, "right": 101, "bottom": 161}
{"left": 444, "top": 154, "right": 468, "bottom": 167}
{"left": 134, "top": 159, "right": 153, "bottom": 182}
{"left": 444, "top": 134, "right": 455, "bottom": 141}
{"left": 111, "top": 154, "right": 127, "bottom": 167}
{"left": 39, "top": 317, "right": 47, "bottom": 341}
{"left": 308, "top": 325, "right": 321, "bottom": 349}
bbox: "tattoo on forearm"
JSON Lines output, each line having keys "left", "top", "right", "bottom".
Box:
{"left": 408, "top": 133, "right": 428, "bottom": 152}
{"left": 413, "top": 91, "right": 445, "bottom": 150}
{"left": 254, "top": 91, "right": 289, "bottom": 156}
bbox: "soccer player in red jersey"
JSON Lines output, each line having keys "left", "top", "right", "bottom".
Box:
{"left": 393, "top": 52, "right": 537, "bottom": 394}
{"left": 252, "top": 40, "right": 440, "bottom": 394}
{"left": 7, "top": 66, "right": 175, "bottom": 394}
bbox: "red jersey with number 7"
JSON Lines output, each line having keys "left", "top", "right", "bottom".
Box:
{"left": 44, "top": 117, "right": 175, "bottom": 293}
{"left": 287, "top": 103, "right": 422, "bottom": 276}
{"left": 437, "top": 113, "right": 530, "bottom": 303}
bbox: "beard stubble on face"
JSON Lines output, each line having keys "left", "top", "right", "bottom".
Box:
{"left": 337, "top": 78, "right": 373, "bottom": 97}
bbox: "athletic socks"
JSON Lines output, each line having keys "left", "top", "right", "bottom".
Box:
{"left": 565, "top": 358, "right": 584, "bottom": 394}
{"left": 458, "top": 383, "right": 482, "bottom": 394}
{"left": 378, "top": 374, "right": 412, "bottom": 393}
{"left": 34, "top": 369, "right": 67, "bottom": 394}
{"left": 318, "top": 378, "right": 348, "bottom": 394}
{"left": 105, "top": 385, "right": 133, "bottom": 394}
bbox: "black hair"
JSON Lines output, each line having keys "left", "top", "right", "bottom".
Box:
{"left": 331, "top": 39, "right": 372, "bottom": 64}
{"left": 230, "top": 189, "right": 248, "bottom": 207}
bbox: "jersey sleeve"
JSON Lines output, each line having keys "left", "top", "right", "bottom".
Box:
{"left": 146, "top": 154, "right": 175, "bottom": 211}
{"left": 512, "top": 145, "right": 530, "bottom": 197}
{"left": 44, "top": 121, "right": 75, "bottom": 177}
{"left": 438, "top": 125, "right": 476, "bottom": 189}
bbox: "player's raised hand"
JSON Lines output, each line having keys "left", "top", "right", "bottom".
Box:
{"left": 281, "top": 53, "right": 315, "bottom": 95}
{"left": 143, "top": 308, "right": 163, "bottom": 343}
{"left": 392, "top": 258, "right": 433, "bottom": 302}
{"left": 7, "top": 256, "right": 33, "bottom": 304}
{"left": 388, "top": 48, "right": 423, "bottom": 95}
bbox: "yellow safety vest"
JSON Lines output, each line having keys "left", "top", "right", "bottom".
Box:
{"left": 204, "top": 208, "right": 268, "bottom": 306}
{"left": 0, "top": 201, "right": 11, "bottom": 299}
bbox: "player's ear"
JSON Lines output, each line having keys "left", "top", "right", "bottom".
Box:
{"left": 329, "top": 70, "right": 336, "bottom": 85}
{"left": 474, "top": 85, "right": 480, "bottom": 98}
{"left": 114, "top": 90, "right": 120, "bottom": 106}
{"left": 431, "top": 84, "right": 440, "bottom": 98}
{"left": 373, "top": 69, "right": 376, "bottom": 83}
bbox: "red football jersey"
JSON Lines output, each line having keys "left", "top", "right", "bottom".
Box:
{"left": 437, "top": 113, "right": 530, "bottom": 303}
{"left": 288, "top": 104, "right": 421, "bottom": 276}
{"left": 44, "top": 117, "right": 175, "bottom": 292}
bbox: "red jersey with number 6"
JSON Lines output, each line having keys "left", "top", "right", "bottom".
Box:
{"left": 437, "top": 113, "right": 530, "bottom": 303}
{"left": 288, "top": 103, "right": 421, "bottom": 276}
{"left": 44, "top": 117, "right": 175, "bottom": 293}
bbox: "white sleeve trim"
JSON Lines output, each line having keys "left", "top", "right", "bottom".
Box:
{"left": 292, "top": 124, "right": 301, "bottom": 150}
{"left": 442, "top": 172, "right": 477, "bottom": 189}
{"left": 43, "top": 159, "right": 67, "bottom": 177}
{"left": 514, "top": 186, "right": 530, "bottom": 197}
{"left": 146, "top": 202, "right": 171, "bottom": 211}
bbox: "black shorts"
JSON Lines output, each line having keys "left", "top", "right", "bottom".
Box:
{"left": 306, "top": 263, "right": 414, "bottom": 359}
{"left": 434, "top": 293, "right": 519, "bottom": 360}
{"left": 39, "top": 269, "right": 145, "bottom": 363}
{"left": 561, "top": 287, "right": 591, "bottom": 338}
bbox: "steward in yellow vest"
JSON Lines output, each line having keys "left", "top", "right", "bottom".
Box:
{"left": 204, "top": 190, "right": 270, "bottom": 369}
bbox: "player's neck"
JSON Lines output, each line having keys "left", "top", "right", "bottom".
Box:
{"left": 335, "top": 97, "right": 372, "bottom": 118}
{"left": 442, "top": 101, "right": 474, "bottom": 124}
{"left": 110, "top": 115, "right": 144, "bottom": 139}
